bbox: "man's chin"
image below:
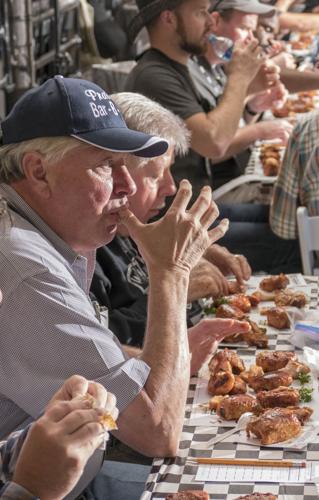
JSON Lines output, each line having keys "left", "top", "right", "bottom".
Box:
{"left": 104, "top": 224, "right": 118, "bottom": 243}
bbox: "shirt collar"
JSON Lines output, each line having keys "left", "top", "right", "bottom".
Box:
{"left": 0, "top": 183, "right": 78, "bottom": 266}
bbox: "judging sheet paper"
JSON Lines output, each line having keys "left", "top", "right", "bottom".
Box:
{"left": 195, "top": 463, "right": 319, "bottom": 483}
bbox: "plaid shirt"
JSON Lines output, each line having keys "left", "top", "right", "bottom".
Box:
{"left": 270, "top": 110, "right": 319, "bottom": 239}
{"left": 0, "top": 427, "right": 38, "bottom": 499}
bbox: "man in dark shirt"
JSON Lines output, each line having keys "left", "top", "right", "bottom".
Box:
{"left": 125, "top": 0, "right": 268, "bottom": 196}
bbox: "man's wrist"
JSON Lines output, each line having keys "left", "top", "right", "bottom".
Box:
{"left": 245, "top": 102, "right": 259, "bottom": 116}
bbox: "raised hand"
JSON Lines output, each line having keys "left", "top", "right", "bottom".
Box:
{"left": 118, "top": 180, "right": 229, "bottom": 275}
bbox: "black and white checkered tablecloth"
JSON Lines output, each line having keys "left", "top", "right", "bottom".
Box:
{"left": 141, "top": 276, "right": 319, "bottom": 500}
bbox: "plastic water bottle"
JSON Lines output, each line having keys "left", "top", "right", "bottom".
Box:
{"left": 208, "top": 34, "right": 234, "bottom": 62}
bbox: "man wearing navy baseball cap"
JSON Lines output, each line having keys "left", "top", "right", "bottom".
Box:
{"left": 0, "top": 76, "right": 228, "bottom": 499}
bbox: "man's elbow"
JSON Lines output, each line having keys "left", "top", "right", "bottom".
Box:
{"left": 193, "top": 139, "right": 228, "bottom": 160}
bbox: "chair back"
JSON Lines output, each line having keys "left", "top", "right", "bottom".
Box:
{"left": 296, "top": 206, "right": 319, "bottom": 275}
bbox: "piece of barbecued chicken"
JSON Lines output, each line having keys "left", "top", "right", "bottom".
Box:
{"left": 279, "top": 359, "right": 311, "bottom": 379}
{"left": 274, "top": 289, "right": 307, "bottom": 308}
{"left": 256, "top": 351, "right": 296, "bottom": 372}
{"left": 228, "top": 281, "right": 245, "bottom": 295}
{"left": 248, "top": 371, "right": 293, "bottom": 392}
{"left": 229, "top": 375, "right": 247, "bottom": 395}
{"left": 208, "top": 348, "right": 245, "bottom": 375}
{"left": 246, "top": 408, "right": 301, "bottom": 445}
{"left": 208, "top": 370, "right": 235, "bottom": 395}
{"left": 261, "top": 307, "right": 290, "bottom": 330}
{"left": 165, "top": 491, "right": 209, "bottom": 500}
{"left": 256, "top": 386, "right": 300, "bottom": 408}
{"left": 279, "top": 406, "right": 313, "bottom": 425}
{"left": 240, "top": 364, "right": 264, "bottom": 383}
{"left": 215, "top": 304, "right": 246, "bottom": 320}
{"left": 242, "top": 319, "right": 268, "bottom": 348}
{"left": 216, "top": 394, "right": 259, "bottom": 421}
{"left": 223, "top": 332, "right": 245, "bottom": 343}
{"left": 227, "top": 294, "right": 252, "bottom": 313}
{"left": 235, "top": 494, "right": 277, "bottom": 500}
{"left": 247, "top": 291, "right": 262, "bottom": 307}
{"left": 260, "top": 273, "right": 289, "bottom": 292}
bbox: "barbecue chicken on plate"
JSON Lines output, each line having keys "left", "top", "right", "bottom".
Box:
{"left": 256, "top": 386, "right": 300, "bottom": 408}
{"left": 216, "top": 394, "right": 259, "bottom": 420}
{"left": 208, "top": 370, "right": 235, "bottom": 396}
{"left": 260, "top": 273, "right": 289, "bottom": 292}
{"left": 256, "top": 351, "right": 296, "bottom": 372}
{"left": 208, "top": 348, "right": 245, "bottom": 374}
{"left": 274, "top": 289, "right": 307, "bottom": 308}
{"left": 248, "top": 371, "right": 293, "bottom": 392}
{"left": 208, "top": 349, "right": 247, "bottom": 396}
{"left": 261, "top": 307, "right": 290, "bottom": 329}
{"left": 279, "top": 359, "right": 311, "bottom": 379}
{"left": 165, "top": 492, "right": 209, "bottom": 500}
{"left": 246, "top": 408, "right": 301, "bottom": 444}
{"left": 246, "top": 407, "right": 313, "bottom": 445}
{"left": 235, "top": 495, "right": 277, "bottom": 500}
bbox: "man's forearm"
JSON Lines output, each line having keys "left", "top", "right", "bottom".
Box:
{"left": 210, "top": 124, "right": 258, "bottom": 163}
{"left": 281, "top": 68, "right": 319, "bottom": 93}
{"left": 206, "top": 74, "right": 251, "bottom": 158}
{"left": 140, "top": 269, "right": 190, "bottom": 449}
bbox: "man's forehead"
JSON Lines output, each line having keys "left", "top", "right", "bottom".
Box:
{"left": 233, "top": 11, "right": 258, "bottom": 27}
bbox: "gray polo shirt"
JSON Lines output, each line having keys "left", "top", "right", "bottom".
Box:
{"left": 0, "top": 184, "right": 150, "bottom": 439}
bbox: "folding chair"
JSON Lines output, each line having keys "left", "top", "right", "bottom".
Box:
{"left": 296, "top": 206, "right": 319, "bottom": 275}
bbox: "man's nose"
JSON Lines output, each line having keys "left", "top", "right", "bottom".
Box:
{"left": 114, "top": 164, "right": 137, "bottom": 197}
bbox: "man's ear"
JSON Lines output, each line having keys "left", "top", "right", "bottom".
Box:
{"left": 21, "top": 152, "right": 51, "bottom": 199}
{"left": 210, "top": 11, "right": 221, "bottom": 33}
{"left": 160, "top": 9, "right": 177, "bottom": 29}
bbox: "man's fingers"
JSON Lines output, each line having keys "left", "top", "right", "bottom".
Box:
{"left": 200, "top": 201, "right": 220, "bottom": 230}
{"left": 66, "top": 375, "right": 89, "bottom": 399}
{"left": 87, "top": 381, "right": 109, "bottom": 409}
{"left": 236, "top": 254, "right": 252, "bottom": 280}
{"left": 169, "top": 179, "right": 193, "bottom": 213}
{"left": 45, "top": 399, "right": 92, "bottom": 423}
{"left": 57, "top": 408, "right": 102, "bottom": 435}
{"left": 67, "top": 422, "right": 106, "bottom": 450}
{"left": 208, "top": 218, "right": 229, "bottom": 244}
{"left": 118, "top": 207, "right": 144, "bottom": 234}
{"left": 188, "top": 186, "right": 215, "bottom": 221}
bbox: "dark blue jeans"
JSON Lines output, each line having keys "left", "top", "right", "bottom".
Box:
{"left": 217, "top": 204, "right": 302, "bottom": 274}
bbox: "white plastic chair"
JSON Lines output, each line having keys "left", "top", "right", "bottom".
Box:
{"left": 296, "top": 206, "right": 319, "bottom": 275}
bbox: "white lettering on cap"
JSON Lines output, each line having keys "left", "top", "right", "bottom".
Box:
{"left": 85, "top": 87, "right": 119, "bottom": 119}
{"left": 85, "top": 89, "right": 109, "bottom": 101}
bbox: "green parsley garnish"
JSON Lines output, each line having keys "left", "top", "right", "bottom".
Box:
{"left": 299, "top": 387, "right": 313, "bottom": 403}
{"left": 297, "top": 372, "right": 311, "bottom": 385}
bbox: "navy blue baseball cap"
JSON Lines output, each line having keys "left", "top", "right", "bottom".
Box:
{"left": 1, "top": 75, "right": 169, "bottom": 158}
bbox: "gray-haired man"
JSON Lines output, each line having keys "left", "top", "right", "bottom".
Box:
{"left": 0, "top": 75, "right": 228, "bottom": 498}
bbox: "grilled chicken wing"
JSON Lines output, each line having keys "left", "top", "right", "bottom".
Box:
{"left": 235, "top": 494, "right": 277, "bottom": 500}
{"left": 280, "top": 406, "right": 313, "bottom": 425}
{"left": 227, "top": 294, "right": 252, "bottom": 313}
{"left": 279, "top": 359, "right": 311, "bottom": 379}
{"left": 229, "top": 375, "right": 247, "bottom": 395}
{"left": 262, "top": 307, "right": 290, "bottom": 330}
{"left": 216, "top": 394, "right": 259, "bottom": 421}
{"left": 165, "top": 492, "right": 209, "bottom": 500}
{"left": 246, "top": 408, "right": 301, "bottom": 445}
{"left": 256, "top": 386, "right": 300, "bottom": 408}
{"left": 248, "top": 371, "right": 293, "bottom": 392}
{"left": 240, "top": 364, "right": 264, "bottom": 383}
{"left": 256, "top": 351, "right": 296, "bottom": 372}
{"left": 274, "top": 289, "right": 307, "bottom": 308}
{"left": 208, "top": 371, "right": 235, "bottom": 396}
{"left": 208, "top": 348, "right": 245, "bottom": 375}
{"left": 243, "top": 319, "right": 268, "bottom": 348}
{"left": 215, "top": 304, "right": 246, "bottom": 320}
{"left": 260, "top": 274, "right": 289, "bottom": 292}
